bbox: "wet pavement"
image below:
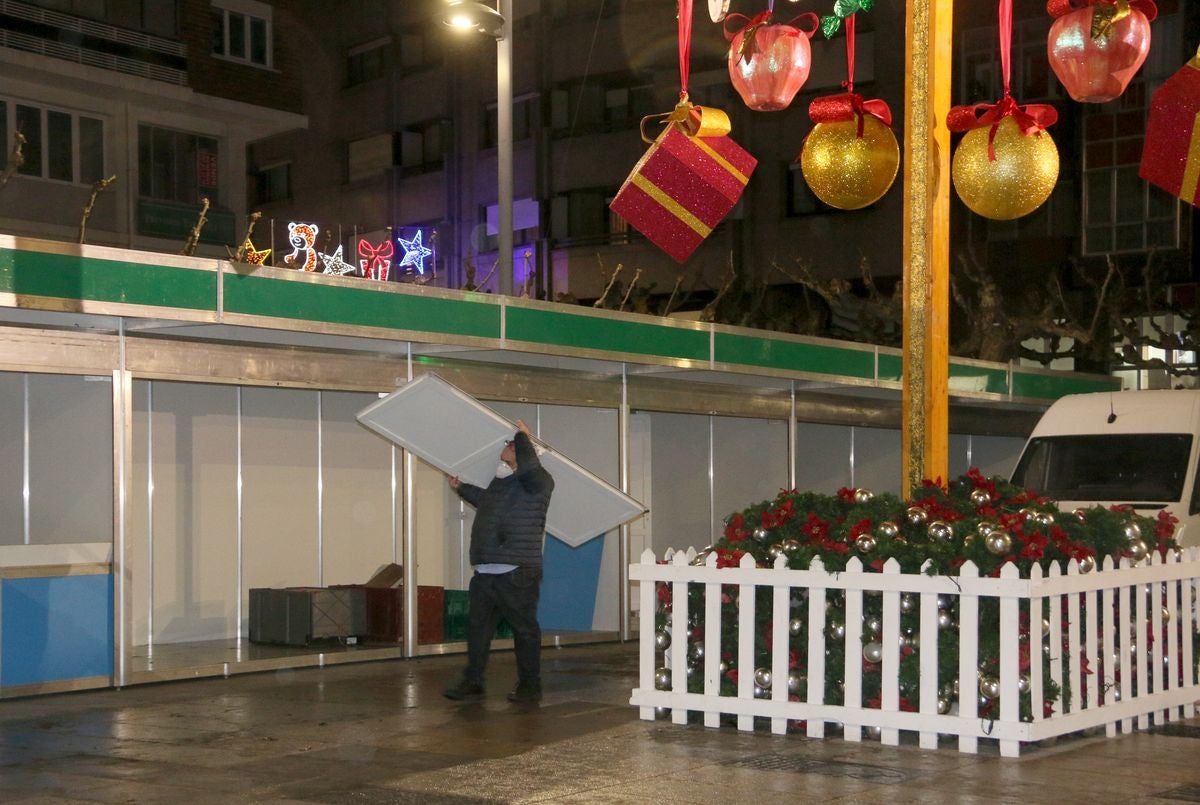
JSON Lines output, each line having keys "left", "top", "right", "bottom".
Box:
{"left": 3, "top": 641, "right": 1200, "bottom": 803}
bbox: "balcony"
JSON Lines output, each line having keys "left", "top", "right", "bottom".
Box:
{"left": 0, "top": 0, "right": 187, "bottom": 85}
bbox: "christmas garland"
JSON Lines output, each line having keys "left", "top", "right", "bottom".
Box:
{"left": 658, "top": 469, "right": 1186, "bottom": 724}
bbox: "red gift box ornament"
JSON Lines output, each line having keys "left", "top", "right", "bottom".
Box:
{"left": 725, "top": 8, "right": 820, "bottom": 112}
{"left": 1140, "top": 45, "right": 1200, "bottom": 207}
{"left": 609, "top": 0, "right": 757, "bottom": 263}
{"left": 610, "top": 100, "right": 757, "bottom": 263}
{"left": 1047, "top": 0, "right": 1155, "bottom": 103}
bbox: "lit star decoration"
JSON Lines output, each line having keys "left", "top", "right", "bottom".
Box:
{"left": 318, "top": 245, "right": 356, "bottom": 276}
{"left": 242, "top": 240, "right": 271, "bottom": 265}
{"left": 396, "top": 230, "right": 433, "bottom": 275}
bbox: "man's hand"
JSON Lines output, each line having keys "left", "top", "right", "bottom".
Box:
{"left": 447, "top": 475, "right": 461, "bottom": 491}
{"left": 515, "top": 420, "right": 532, "bottom": 437}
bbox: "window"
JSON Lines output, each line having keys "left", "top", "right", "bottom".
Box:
{"left": 482, "top": 95, "right": 539, "bottom": 148}
{"left": 138, "top": 125, "right": 219, "bottom": 204}
{"left": 398, "top": 121, "right": 445, "bottom": 173}
{"left": 785, "top": 163, "right": 831, "bottom": 217}
{"left": 348, "top": 39, "right": 390, "bottom": 87}
{"left": 0, "top": 99, "right": 104, "bottom": 185}
{"left": 211, "top": 0, "right": 272, "bottom": 67}
{"left": 604, "top": 85, "right": 656, "bottom": 129}
{"left": 251, "top": 162, "right": 290, "bottom": 205}
{"left": 1011, "top": 433, "right": 1192, "bottom": 503}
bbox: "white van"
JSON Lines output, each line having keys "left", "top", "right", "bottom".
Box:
{"left": 1010, "top": 390, "right": 1200, "bottom": 547}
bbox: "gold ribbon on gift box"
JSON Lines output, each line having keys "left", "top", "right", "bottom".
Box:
{"left": 626, "top": 95, "right": 748, "bottom": 239}
{"left": 1180, "top": 44, "right": 1200, "bottom": 204}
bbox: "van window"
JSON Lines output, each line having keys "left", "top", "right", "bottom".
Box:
{"left": 1011, "top": 434, "right": 1192, "bottom": 503}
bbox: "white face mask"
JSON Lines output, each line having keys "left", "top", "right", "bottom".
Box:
{"left": 495, "top": 462, "right": 514, "bottom": 479}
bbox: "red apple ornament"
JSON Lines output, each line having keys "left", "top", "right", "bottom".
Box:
{"left": 1047, "top": 0, "right": 1155, "bottom": 103}
{"left": 726, "top": 12, "right": 819, "bottom": 112}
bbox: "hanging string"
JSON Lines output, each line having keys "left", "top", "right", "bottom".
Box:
{"left": 844, "top": 13, "right": 856, "bottom": 94}
{"left": 767, "top": 0, "right": 774, "bottom": 11}
{"left": 678, "top": 0, "right": 693, "bottom": 99}
{"left": 998, "top": 0, "right": 1013, "bottom": 98}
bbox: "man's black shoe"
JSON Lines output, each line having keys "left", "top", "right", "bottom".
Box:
{"left": 507, "top": 681, "right": 542, "bottom": 703}
{"left": 443, "top": 680, "right": 485, "bottom": 701}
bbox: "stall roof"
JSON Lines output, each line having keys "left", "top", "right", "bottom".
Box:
{"left": 0, "top": 236, "right": 1117, "bottom": 407}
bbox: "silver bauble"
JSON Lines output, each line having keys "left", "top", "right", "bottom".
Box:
{"left": 768, "top": 542, "right": 785, "bottom": 560}
{"left": 1041, "top": 618, "right": 1051, "bottom": 637}
{"left": 866, "top": 617, "right": 882, "bottom": 635}
{"left": 1035, "top": 512, "right": 1055, "bottom": 528}
{"left": 654, "top": 629, "right": 671, "bottom": 651}
{"left": 654, "top": 667, "right": 672, "bottom": 690}
{"left": 832, "top": 622, "right": 847, "bottom": 640}
{"left": 1078, "top": 555, "right": 1096, "bottom": 574}
{"left": 1128, "top": 539, "right": 1148, "bottom": 562}
{"left": 788, "top": 670, "right": 805, "bottom": 694}
{"left": 952, "top": 679, "right": 960, "bottom": 695}
{"left": 928, "top": 520, "right": 953, "bottom": 542}
{"left": 690, "top": 548, "right": 713, "bottom": 566}
{"left": 783, "top": 538, "right": 801, "bottom": 553}
{"left": 855, "top": 534, "right": 877, "bottom": 553}
{"left": 866, "top": 725, "right": 882, "bottom": 738}
{"left": 1019, "top": 507, "right": 1037, "bottom": 520}
{"left": 964, "top": 533, "right": 976, "bottom": 547}
{"left": 753, "top": 667, "right": 772, "bottom": 689}
{"left": 863, "top": 641, "right": 884, "bottom": 664}
{"left": 937, "top": 697, "right": 951, "bottom": 714}
{"left": 976, "top": 521, "right": 997, "bottom": 537}
{"left": 969, "top": 487, "right": 991, "bottom": 507}
{"left": 754, "top": 685, "right": 768, "bottom": 698}
{"left": 906, "top": 506, "right": 928, "bottom": 526}
{"left": 718, "top": 660, "right": 729, "bottom": 673}
{"left": 937, "top": 610, "right": 955, "bottom": 630}
{"left": 1123, "top": 522, "right": 1143, "bottom": 541}
{"left": 655, "top": 706, "right": 670, "bottom": 717}
{"left": 689, "top": 641, "right": 704, "bottom": 661}
{"left": 686, "top": 663, "right": 698, "bottom": 677}
{"left": 984, "top": 531, "right": 1013, "bottom": 556}
{"left": 1072, "top": 508, "right": 1087, "bottom": 523}
{"left": 936, "top": 595, "right": 950, "bottom": 609}
{"left": 878, "top": 520, "right": 900, "bottom": 539}
{"left": 1017, "top": 675, "right": 1031, "bottom": 694}
{"left": 979, "top": 675, "right": 1001, "bottom": 700}
{"left": 752, "top": 527, "right": 769, "bottom": 542}
{"left": 790, "top": 617, "right": 804, "bottom": 636}
{"left": 1163, "top": 606, "right": 1172, "bottom": 624}
{"left": 854, "top": 488, "right": 875, "bottom": 504}
{"left": 900, "top": 594, "right": 915, "bottom": 613}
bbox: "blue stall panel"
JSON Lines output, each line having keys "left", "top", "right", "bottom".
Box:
{"left": 537, "top": 534, "right": 604, "bottom": 631}
{"left": 2, "top": 574, "right": 112, "bottom": 687}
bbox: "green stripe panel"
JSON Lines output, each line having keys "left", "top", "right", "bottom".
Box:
{"left": 1012, "top": 370, "right": 1120, "bottom": 400}
{"left": 506, "top": 306, "right": 709, "bottom": 362}
{"left": 878, "top": 353, "right": 902, "bottom": 382}
{"left": 0, "top": 249, "right": 215, "bottom": 310}
{"left": 715, "top": 332, "right": 875, "bottom": 378}
{"left": 949, "top": 362, "right": 1010, "bottom": 394}
{"left": 223, "top": 273, "right": 501, "bottom": 338}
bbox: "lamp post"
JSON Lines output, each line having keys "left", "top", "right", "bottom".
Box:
{"left": 443, "top": 0, "right": 513, "bottom": 296}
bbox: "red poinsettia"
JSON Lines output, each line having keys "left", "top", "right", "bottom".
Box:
{"left": 724, "top": 512, "right": 748, "bottom": 543}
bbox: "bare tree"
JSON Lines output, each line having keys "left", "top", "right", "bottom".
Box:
{"left": 77, "top": 174, "right": 117, "bottom": 244}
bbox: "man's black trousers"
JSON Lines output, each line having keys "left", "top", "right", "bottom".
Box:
{"left": 464, "top": 567, "right": 543, "bottom": 686}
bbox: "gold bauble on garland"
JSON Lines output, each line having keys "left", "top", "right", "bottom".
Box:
{"left": 800, "top": 116, "right": 899, "bottom": 210}
{"left": 951, "top": 116, "right": 1059, "bottom": 220}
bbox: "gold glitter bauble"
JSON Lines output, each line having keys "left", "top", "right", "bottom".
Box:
{"left": 800, "top": 116, "right": 899, "bottom": 210}
{"left": 951, "top": 117, "right": 1059, "bottom": 220}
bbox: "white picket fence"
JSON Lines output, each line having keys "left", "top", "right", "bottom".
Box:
{"left": 630, "top": 547, "right": 1200, "bottom": 757}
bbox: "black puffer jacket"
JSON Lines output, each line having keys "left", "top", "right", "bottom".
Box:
{"left": 456, "top": 431, "right": 554, "bottom": 568}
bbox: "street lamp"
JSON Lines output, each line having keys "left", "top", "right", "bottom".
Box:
{"left": 442, "top": 0, "right": 513, "bottom": 296}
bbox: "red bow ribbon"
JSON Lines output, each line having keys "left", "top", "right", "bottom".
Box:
{"left": 357, "top": 239, "right": 394, "bottom": 278}
{"left": 1046, "top": 0, "right": 1157, "bottom": 23}
{"left": 946, "top": 95, "right": 1058, "bottom": 161}
{"left": 723, "top": 11, "right": 819, "bottom": 63}
{"left": 809, "top": 92, "right": 893, "bottom": 138}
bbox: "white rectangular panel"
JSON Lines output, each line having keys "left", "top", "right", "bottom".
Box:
{"left": 356, "top": 374, "right": 646, "bottom": 547}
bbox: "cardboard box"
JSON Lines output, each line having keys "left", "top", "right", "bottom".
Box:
{"left": 609, "top": 122, "right": 756, "bottom": 263}
{"left": 1140, "top": 52, "right": 1200, "bottom": 207}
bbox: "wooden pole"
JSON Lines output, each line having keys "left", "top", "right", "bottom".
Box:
{"left": 901, "top": 0, "right": 953, "bottom": 496}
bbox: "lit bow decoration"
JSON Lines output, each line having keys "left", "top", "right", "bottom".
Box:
{"left": 357, "top": 239, "right": 394, "bottom": 281}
